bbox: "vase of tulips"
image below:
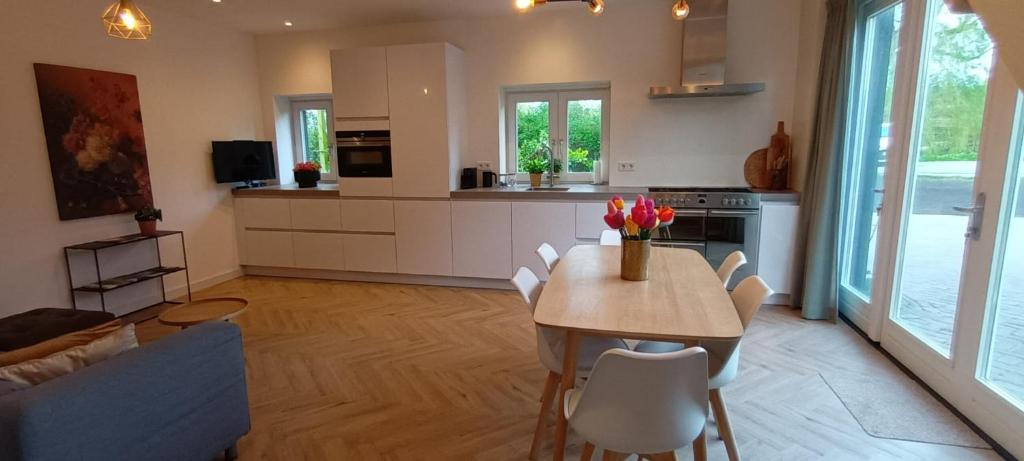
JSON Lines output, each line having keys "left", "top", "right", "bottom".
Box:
{"left": 603, "top": 194, "right": 674, "bottom": 281}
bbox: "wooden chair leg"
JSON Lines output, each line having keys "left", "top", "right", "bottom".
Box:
{"left": 601, "top": 450, "right": 629, "bottom": 461}
{"left": 644, "top": 452, "right": 679, "bottom": 461}
{"left": 529, "top": 371, "right": 561, "bottom": 460}
{"left": 710, "top": 388, "right": 740, "bottom": 461}
{"left": 579, "top": 442, "right": 596, "bottom": 461}
{"left": 692, "top": 427, "right": 707, "bottom": 461}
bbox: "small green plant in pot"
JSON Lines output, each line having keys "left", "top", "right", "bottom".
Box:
{"left": 135, "top": 205, "right": 162, "bottom": 236}
{"left": 523, "top": 156, "right": 548, "bottom": 188}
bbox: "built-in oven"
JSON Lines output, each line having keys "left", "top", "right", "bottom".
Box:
{"left": 655, "top": 209, "right": 708, "bottom": 256}
{"left": 705, "top": 209, "right": 760, "bottom": 289}
{"left": 337, "top": 130, "right": 392, "bottom": 178}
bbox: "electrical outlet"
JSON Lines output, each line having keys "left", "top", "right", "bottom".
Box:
{"left": 617, "top": 161, "right": 636, "bottom": 172}
{"left": 476, "top": 161, "right": 493, "bottom": 171}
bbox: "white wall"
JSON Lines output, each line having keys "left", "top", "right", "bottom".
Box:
{"left": 254, "top": 0, "right": 821, "bottom": 189}
{"left": 0, "top": 1, "right": 263, "bottom": 317}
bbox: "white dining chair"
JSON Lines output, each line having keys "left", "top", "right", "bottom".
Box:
{"left": 565, "top": 347, "right": 710, "bottom": 461}
{"left": 536, "top": 243, "right": 561, "bottom": 274}
{"left": 511, "top": 267, "right": 630, "bottom": 460}
{"left": 634, "top": 275, "right": 773, "bottom": 461}
{"left": 599, "top": 230, "right": 622, "bottom": 246}
{"left": 716, "top": 251, "right": 747, "bottom": 287}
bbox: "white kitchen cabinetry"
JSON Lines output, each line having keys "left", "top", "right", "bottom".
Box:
{"left": 395, "top": 201, "right": 453, "bottom": 276}
{"left": 452, "top": 201, "right": 512, "bottom": 279}
{"left": 239, "top": 198, "right": 291, "bottom": 229}
{"left": 290, "top": 199, "right": 341, "bottom": 230}
{"left": 757, "top": 203, "right": 800, "bottom": 296}
{"left": 575, "top": 202, "right": 609, "bottom": 240}
{"left": 387, "top": 43, "right": 463, "bottom": 198}
{"left": 244, "top": 230, "right": 294, "bottom": 267}
{"left": 512, "top": 202, "right": 577, "bottom": 281}
{"left": 293, "top": 232, "right": 345, "bottom": 270}
{"left": 343, "top": 234, "right": 397, "bottom": 273}
{"left": 341, "top": 199, "right": 395, "bottom": 232}
{"left": 330, "top": 47, "right": 389, "bottom": 122}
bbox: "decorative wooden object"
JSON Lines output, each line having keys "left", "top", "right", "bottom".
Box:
{"left": 743, "top": 148, "right": 770, "bottom": 189}
{"left": 767, "top": 121, "right": 792, "bottom": 190}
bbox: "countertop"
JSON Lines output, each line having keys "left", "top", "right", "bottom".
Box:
{"left": 232, "top": 183, "right": 339, "bottom": 198}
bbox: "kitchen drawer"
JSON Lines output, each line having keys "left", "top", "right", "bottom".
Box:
{"left": 239, "top": 198, "right": 291, "bottom": 229}
{"left": 244, "top": 230, "right": 294, "bottom": 267}
{"left": 395, "top": 200, "right": 453, "bottom": 276}
{"left": 343, "top": 234, "right": 397, "bottom": 273}
{"left": 290, "top": 199, "right": 342, "bottom": 230}
{"left": 341, "top": 199, "right": 395, "bottom": 232}
{"left": 293, "top": 232, "right": 345, "bottom": 270}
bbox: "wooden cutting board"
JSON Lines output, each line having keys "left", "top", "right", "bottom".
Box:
{"left": 744, "top": 148, "right": 771, "bottom": 189}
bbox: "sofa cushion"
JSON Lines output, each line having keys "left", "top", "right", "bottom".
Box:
{"left": 0, "top": 308, "right": 116, "bottom": 352}
{"left": 0, "top": 324, "right": 138, "bottom": 386}
{"left": 0, "top": 379, "right": 27, "bottom": 397}
{"left": 0, "top": 321, "right": 123, "bottom": 366}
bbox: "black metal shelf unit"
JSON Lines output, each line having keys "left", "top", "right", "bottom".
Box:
{"left": 64, "top": 231, "right": 192, "bottom": 317}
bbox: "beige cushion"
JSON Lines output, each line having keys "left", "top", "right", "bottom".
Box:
{"left": 0, "top": 320, "right": 123, "bottom": 366}
{"left": 0, "top": 324, "right": 138, "bottom": 386}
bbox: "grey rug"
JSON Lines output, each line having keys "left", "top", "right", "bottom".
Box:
{"left": 821, "top": 371, "right": 989, "bottom": 449}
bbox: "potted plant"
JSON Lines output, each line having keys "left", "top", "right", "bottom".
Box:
{"left": 603, "top": 195, "right": 674, "bottom": 281}
{"left": 135, "top": 205, "right": 162, "bottom": 236}
{"left": 551, "top": 158, "right": 562, "bottom": 185}
{"left": 294, "top": 161, "right": 321, "bottom": 188}
{"left": 523, "top": 156, "right": 548, "bottom": 188}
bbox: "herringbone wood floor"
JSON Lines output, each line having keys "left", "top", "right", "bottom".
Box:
{"left": 136, "top": 276, "right": 1002, "bottom": 461}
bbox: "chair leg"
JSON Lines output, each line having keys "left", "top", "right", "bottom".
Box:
{"left": 529, "top": 371, "right": 561, "bottom": 460}
{"left": 644, "top": 452, "right": 679, "bottom": 461}
{"left": 601, "top": 450, "right": 629, "bottom": 461}
{"left": 224, "top": 443, "right": 239, "bottom": 461}
{"left": 710, "top": 388, "right": 740, "bottom": 461}
{"left": 580, "top": 442, "right": 596, "bottom": 461}
{"left": 692, "top": 428, "right": 707, "bottom": 461}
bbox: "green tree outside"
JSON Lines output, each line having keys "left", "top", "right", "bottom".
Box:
{"left": 302, "top": 109, "right": 332, "bottom": 172}
{"left": 515, "top": 100, "right": 603, "bottom": 172}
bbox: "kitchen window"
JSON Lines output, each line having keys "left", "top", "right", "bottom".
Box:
{"left": 291, "top": 99, "right": 336, "bottom": 181}
{"left": 504, "top": 86, "right": 610, "bottom": 183}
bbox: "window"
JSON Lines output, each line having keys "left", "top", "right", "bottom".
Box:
{"left": 505, "top": 87, "right": 610, "bottom": 182}
{"left": 291, "top": 99, "right": 336, "bottom": 180}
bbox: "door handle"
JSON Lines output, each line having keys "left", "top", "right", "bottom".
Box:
{"left": 953, "top": 193, "right": 986, "bottom": 241}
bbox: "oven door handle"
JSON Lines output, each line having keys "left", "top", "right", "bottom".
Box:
{"left": 708, "top": 210, "right": 760, "bottom": 217}
{"left": 674, "top": 210, "right": 708, "bottom": 217}
{"left": 653, "top": 241, "right": 706, "bottom": 249}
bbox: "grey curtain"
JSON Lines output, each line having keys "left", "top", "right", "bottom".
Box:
{"left": 794, "top": 0, "right": 855, "bottom": 320}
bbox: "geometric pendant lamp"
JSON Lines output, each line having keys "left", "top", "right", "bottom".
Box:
{"left": 102, "top": 0, "right": 152, "bottom": 40}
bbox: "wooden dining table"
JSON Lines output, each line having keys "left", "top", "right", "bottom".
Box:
{"left": 533, "top": 245, "right": 743, "bottom": 461}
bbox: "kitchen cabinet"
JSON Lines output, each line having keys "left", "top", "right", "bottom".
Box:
{"left": 575, "top": 202, "right": 609, "bottom": 240}
{"left": 239, "top": 198, "right": 291, "bottom": 229}
{"left": 343, "top": 234, "right": 397, "bottom": 273}
{"left": 293, "top": 232, "right": 345, "bottom": 270}
{"left": 452, "top": 201, "right": 512, "bottom": 279}
{"left": 395, "top": 201, "right": 453, "bottom": 276}
{"left": 244, "top": 230, "right": 294, "bottom": 267}
{"left": 290, "top": 199, "right": 342, "bottom": 230}
{"left": 341, "top": 199, "right": 395, "bottom": 232}
{"left": 757, "top": 203, "right": 800, "bottom": 296}
{"left": 330, "top": 47, "right": 389, "bottom": 121}
{"left": 387, "top": 43, "right": 463, "bottom": 198}
{"left": 512, "top": 202, "right": 577, "bottom": 281}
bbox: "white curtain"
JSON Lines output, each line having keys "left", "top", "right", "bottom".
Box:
{"left": 964, "top": 0, "right": 1024, "bottom": 89}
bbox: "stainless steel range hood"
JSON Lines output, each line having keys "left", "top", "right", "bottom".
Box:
{"left": 649, "top": 0, "right": 765, "bottom": 99}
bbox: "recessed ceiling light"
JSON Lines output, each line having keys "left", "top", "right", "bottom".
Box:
{"left": 284, "top": 20, "right": 293, "bottom": 27}
{"left": 212, "top": 0, "right": 221, "bottom": 3}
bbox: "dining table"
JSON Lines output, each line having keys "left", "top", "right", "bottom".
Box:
{"left": 533, "top": 244, "right": 743, "bottom": 461}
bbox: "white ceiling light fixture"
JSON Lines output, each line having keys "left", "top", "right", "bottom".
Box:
{"left": 284, "top": 20, "right": 294, "bottom": 27}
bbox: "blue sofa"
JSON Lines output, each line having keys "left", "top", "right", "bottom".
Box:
{"left": 0, "top": 322, "right": 250, "bottom": 461}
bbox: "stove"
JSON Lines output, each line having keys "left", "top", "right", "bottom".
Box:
{"left": 648, "top": 187, "right": 760, "bottom": 210}
{"left": 648, "top": 187, "right": 762, "bottom": 289}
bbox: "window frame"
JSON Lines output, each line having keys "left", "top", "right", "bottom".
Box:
{"left": 290, "top": 99, "right": 336, "bottom": 182}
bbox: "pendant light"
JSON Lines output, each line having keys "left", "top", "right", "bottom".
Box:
{"left": 587, "top": 0, "right": 605, "bottom": 15}
{"left": 671, "top": 0, "right": 691, "bottom": 20}
{"left": 102, "top": 0, "right": 152, "bottom": 40}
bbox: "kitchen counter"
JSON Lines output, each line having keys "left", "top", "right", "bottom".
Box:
{"left": 232, "top": 183, "right": 340, "bottom": 198}
{"left": 450, "top": 185, "right": 648, "bottom": 201}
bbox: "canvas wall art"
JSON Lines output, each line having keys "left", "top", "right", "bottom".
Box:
{"left": 33, "top": 63, "right": 152, "bottom": 221}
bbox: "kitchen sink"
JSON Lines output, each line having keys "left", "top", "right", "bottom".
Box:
{"left": 526, "top": 187, "right": 571, "bottom": 191}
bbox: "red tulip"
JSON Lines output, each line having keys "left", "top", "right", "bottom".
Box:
{"left": 604, "top": 210, "right": 625, "bottom": 229}
{"left": 642, "top": 212, "right": 658, "bottom": 229}
{"left": 658, "top": 206, "right": 674, "bottom": 223}
{"left": 631, "top": 205, "right": 647, "bottom": 227}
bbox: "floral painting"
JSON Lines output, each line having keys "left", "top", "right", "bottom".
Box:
{"left": 33, "top": 63, "right": 152, "bottom": 220}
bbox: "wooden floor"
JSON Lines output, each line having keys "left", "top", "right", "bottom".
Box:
{"left": 136, "top": 276, "right": 1004, "bottom": 461}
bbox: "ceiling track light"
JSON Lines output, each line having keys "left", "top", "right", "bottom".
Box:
{"left": 515, "top": 0, "right": 604, "bottom": 16}
{"left": 102, "top": 0, "right": 152, "bottom": 40}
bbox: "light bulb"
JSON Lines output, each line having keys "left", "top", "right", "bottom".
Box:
{"left": 120, "top": 9, "right": 137, "bottom": 29}
{"left": 671, "top": 0, "right": 690, "bottom": 20}
{"left": 587, "top": 0, "right": 605, "bottom": 15}
{"left": 515, "top": 0, "right": 535, "bottom": 11}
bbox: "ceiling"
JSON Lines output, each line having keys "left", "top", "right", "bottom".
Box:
{"left": 144, "top": 0, "right": 572, "bottom": 34}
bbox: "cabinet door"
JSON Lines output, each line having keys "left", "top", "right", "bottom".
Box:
{"left": 293, "top": 232, "right": 345, "bottom": 270}
{"left": 343, "top": 234, "right": 397, "bottom": 273}
{"left": 244, "top": 230, "right": 294, "bottom": 267}
{"left": 290, "top": 199, "right": 341, "bottom": 230}
{"left": 575, "top": 202, "right": 609, "bottom": 240}
{"left": 240, "top": 198, "right": 291, "bottom": 229}
{"left": 757, "top": 203, "right": 800, "bottom": 295}
{"left": 387, "top": 43, "right": 451, "bottom": 198}
{"left": 331, "top": 47, "right": 389, "bottom": 119}
{"left": 512, "top": 202, "right": 577, "bottom": 281}
{"left": 341, "top": 199, "right": 395, "bottom": 232}
{"left": 395, "top": 201, "right": 453, "bottom": 276}
{"left": 452, "top": 201, "right": 513, "bottom": 279}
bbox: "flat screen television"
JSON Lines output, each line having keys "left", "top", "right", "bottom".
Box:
{"left": 212, "top": 140, "right": 276, "bottom": 186}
